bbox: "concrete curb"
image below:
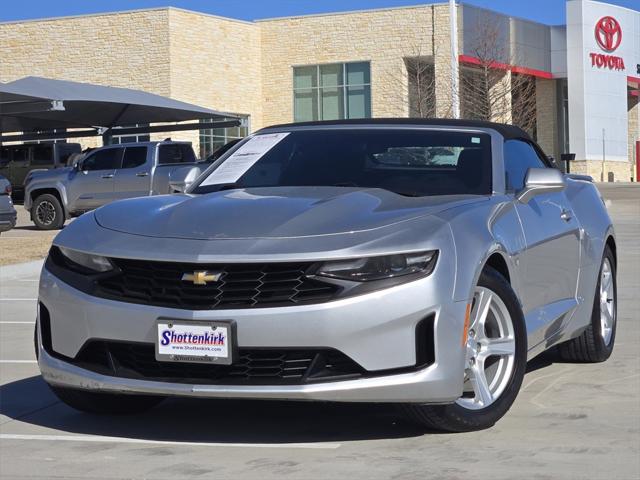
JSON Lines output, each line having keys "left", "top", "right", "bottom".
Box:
{"left": 0, "top": 260, "right": 44, "bottom": 281}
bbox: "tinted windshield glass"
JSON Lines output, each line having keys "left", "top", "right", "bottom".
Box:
{"left": 193, "top": 129, "right": 492, "bottom": 196}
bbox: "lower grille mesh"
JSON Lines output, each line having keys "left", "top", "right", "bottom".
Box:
{"left": 72, "top": 341, "right": 364, "bottom": 385}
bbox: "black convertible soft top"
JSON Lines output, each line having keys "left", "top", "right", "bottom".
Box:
{"left": 261, "top": 118, "right": 532, "bottom": 141}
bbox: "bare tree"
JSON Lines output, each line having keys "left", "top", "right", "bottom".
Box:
{"left": 405, "top": 55, "right": 437, "bottom": 118}
{"left": 384, "top": 41, "right": 440, "bottom": 118}
{"left": 460, "top": 16, "right": 537, "bottom": 135}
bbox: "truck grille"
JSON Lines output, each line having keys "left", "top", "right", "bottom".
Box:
{"left": 94, "top": 258, "right": 340, "bottom": 310}
{"left": 71, "top": 341, "right": 364, "bottom": 385}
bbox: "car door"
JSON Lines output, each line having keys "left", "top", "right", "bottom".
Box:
{"left": 68, "top": 147, "right": 121, "bottom": 211}
{"left": 505, "top": 140, "right": 581, "bottom": 344}
{"left": 9, "top": 145, "right": 30, "bottom": 191}
{"left": 113, "top": 145, "right": 151, "bottom": 200}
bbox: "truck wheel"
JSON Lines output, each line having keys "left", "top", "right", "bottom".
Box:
{"left": 49, "top": 386, "right": 164, "bottom": 415}
{"left": 33, "top": 194, "right": 65, "bottom": 230}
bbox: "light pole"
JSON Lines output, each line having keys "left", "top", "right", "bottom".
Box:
{"left": 450, "top": 0, "right": 460, "bottom": 119}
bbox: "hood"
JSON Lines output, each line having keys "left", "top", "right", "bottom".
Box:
{"left": 94, "top": 187, "right": 482, "bottom": 240}
{"left": 28, "top": 167, "right": 72, "bottom": 182}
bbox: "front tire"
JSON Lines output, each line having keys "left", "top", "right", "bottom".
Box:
{"left": 403, "top": 267, "right": 527, "bottom": 432}
{"left": 49, "top": 386, "right": 164, "bottom": 415}
{"left": 32, "top": 193, "right": 65, "bottom": 230}
{"left": 558, "top": 245, "right": 617, "bottom": 363}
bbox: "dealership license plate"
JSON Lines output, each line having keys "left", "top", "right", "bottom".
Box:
{"left": 155, "top": 320, "right": 236, "bottom": 365}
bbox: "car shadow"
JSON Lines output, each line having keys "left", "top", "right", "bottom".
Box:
{"left": 0, "top": 375, "right": 432, "bottom": 443}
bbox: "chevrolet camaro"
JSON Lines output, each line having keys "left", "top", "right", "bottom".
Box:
{"left": 35, "top": 119, "right": 617, "bottom": 431}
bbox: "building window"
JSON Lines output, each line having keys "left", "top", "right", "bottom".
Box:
{"left": 112, "top": 124, "right": 151, "bottom": 144}
{"left": 293, "top": 62, "right": 371, "bottom": 122}
{"left": 199, "top": 116, "right": 249, "bottom": 159}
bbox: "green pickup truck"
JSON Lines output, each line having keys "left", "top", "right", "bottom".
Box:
{"left": 0, "top": 143, "right": 81, "bottom": 199}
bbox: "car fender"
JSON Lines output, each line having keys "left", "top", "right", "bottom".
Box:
{"left": 440, "top": 197, "right": 525, "bottom": 306}
{"left": 25, "top": 178, "right": 70, "bottom": 215}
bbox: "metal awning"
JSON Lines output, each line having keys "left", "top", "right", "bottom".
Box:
{"left": 0, "top": 76, "right": 239, "bottom": 141}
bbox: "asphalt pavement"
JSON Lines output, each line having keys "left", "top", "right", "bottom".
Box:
{"left": 0, "top": 184, "right": 638, "bottom": 480}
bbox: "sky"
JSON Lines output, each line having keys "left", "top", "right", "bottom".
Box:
{"left": 0, "top": 0, "right": 637, "bottom": 25}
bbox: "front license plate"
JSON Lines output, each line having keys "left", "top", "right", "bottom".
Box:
{"left": 155, "top": 319, "right": 236, "bottom": 365}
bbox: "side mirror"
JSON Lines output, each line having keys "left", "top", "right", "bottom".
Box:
{"left": 168, "top": 165, "right": 199, "bottom": 193}
{"left": 516, "top": 168, "right": 566, "bottom": 204}
{"left": 168, "top": 180, "right": 188, "bottom": 193}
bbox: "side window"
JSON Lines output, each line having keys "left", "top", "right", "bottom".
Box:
{"left": 82, "top": 148, "right": 121, "bottom": 171}
{"left": 158, "top": 144, "right": 196, "bottom": 165}
{"left": 0, "top": 147, "right": 9, "bottom": 167}
{"left": 503, "top": 140, "right": 547, "bottom": 191}
{"left": 31, "top": 145, "right": 54, "bottom": 167}
{"left": 121, "top": 147, "right": 148, "bottom": 169}
{"left": 11, "top": 146, "right": 29, "bottom": 163}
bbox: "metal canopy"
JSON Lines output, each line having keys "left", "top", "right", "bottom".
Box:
{"left": 0, "top": 76, "right": 237, "bottom": 136}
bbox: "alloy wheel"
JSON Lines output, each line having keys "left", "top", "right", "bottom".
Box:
{"left": 599, "top": 258, "right": 615, "bottom": 346}
{"left": 456, "top": 287, "right": 516, "bottom": 410}
{"left": 36, "top": 200, "right": 56, "bottom": 226}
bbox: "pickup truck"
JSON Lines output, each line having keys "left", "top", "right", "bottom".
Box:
{"left": 25, "top": 141, "right": 199, "bottom": 230}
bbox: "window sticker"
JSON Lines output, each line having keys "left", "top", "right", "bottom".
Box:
{"left": 200, "top": 132, "right": 290, "bottom": 186}
{"left": 471, "top": 137, "right": 481, "bottom": 144}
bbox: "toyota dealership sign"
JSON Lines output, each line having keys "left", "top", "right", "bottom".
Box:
{"left": 567, "top": 0, "right": 639, "bottom": 163}
{"left": 590, "top": 16, "right": 625, "bottom": 70}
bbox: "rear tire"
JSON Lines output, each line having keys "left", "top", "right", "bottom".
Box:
{"left": 49, "top": 386, "right": 164, "bottom": 415}
{"left": 558, "top": 245, "right": 616, "bottom": 363}
{"left": 32, "top": 193, "right": 64, "bottom": 230}
{"left": 402, "top": 266, "right": 527, "bottom": 432}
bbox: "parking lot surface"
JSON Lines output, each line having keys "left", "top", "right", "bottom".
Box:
{"left": 0, "top": 206, "right": 72, "bottom": 266}
{"left": 0, "top": 184, "right": 638, "bottom": 480}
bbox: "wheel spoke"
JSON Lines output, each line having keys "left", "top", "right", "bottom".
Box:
{"left": 481, "top": 337, "right": 515, "bottom": 357}
{"left": 602, "top": 306, "right": 613, "bottom": 328}
{"left": 469, "top": 362, "right": 493, "bottom": 407}
{"left": 470, "top": 289, "right": 492, "bottom": 340}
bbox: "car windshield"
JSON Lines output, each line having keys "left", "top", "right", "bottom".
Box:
{"left": 192, "top": 129, "right": 492, "bottom": 197}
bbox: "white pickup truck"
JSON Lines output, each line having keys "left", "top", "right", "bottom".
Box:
{"left": 24, "top": 141, "right": 203, "bottom": 230}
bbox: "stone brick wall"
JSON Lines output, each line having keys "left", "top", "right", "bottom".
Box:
{"left": 259, "top": 5, "right": 450, "bottom": 127}
{"left": 0, "top": 9, "right": 172, "bottom": 148}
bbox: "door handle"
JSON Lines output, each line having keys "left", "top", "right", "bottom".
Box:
{"left": 135, "top": 172, "right": 149, "bottom": 177}
{"left": 560, "top": 209, "right": 573, "bottom": 222}
{"left": 101, "top": 174, "right": 114, "bottom": 179}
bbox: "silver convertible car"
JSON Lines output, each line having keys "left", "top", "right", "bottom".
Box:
{"left": 36, "top": 119, "right": 617, "bottom": 432}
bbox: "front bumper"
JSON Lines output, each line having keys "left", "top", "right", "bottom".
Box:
{"left": 38, "top": 265, "right": 467, "bottom": 403}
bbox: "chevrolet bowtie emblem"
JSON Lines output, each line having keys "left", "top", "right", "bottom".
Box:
{"left": 181, "top": 270, "right": 223, "bottom": 285}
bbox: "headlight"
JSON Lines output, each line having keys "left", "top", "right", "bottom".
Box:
{"left": 58, "top": 246, "right": 113, "bottom": 273}
{"left": 316, "top": 251, "right": 438, "bottom": 282}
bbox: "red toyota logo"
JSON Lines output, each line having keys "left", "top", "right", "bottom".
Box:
{"left": 595, "top": 16, "right": 622, "bottom": 52}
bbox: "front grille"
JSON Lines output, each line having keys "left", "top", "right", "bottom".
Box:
{"left": 94, "top": 258, "right": 340, "bottom": 310}
{"left": 70, "top": 341, "right": 364, "bottom": 385}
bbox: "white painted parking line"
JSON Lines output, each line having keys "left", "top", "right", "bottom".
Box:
{"left": 0, "top": 321, "right": 35, "bottom": 324}
{"left": 0, "top": 434, "right": 341, "bottom": 449}
{"left": 0, "top": 298, "right": 38, "bottom": 301}
{"left": 0, "top": 360, "right": 37, "bottom": 364}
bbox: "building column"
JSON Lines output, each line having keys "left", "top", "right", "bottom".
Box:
{"left": 489, "top": 70, "right": 512, "bottom": 124}
{"left": 433, "top": 5, "right": 455, "bottom": 118}
{"left": 535, "top": 78, "right": 559, "bottom": 159}
{"left": 628, "top": 93, "right": 639, "bottom": 181}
